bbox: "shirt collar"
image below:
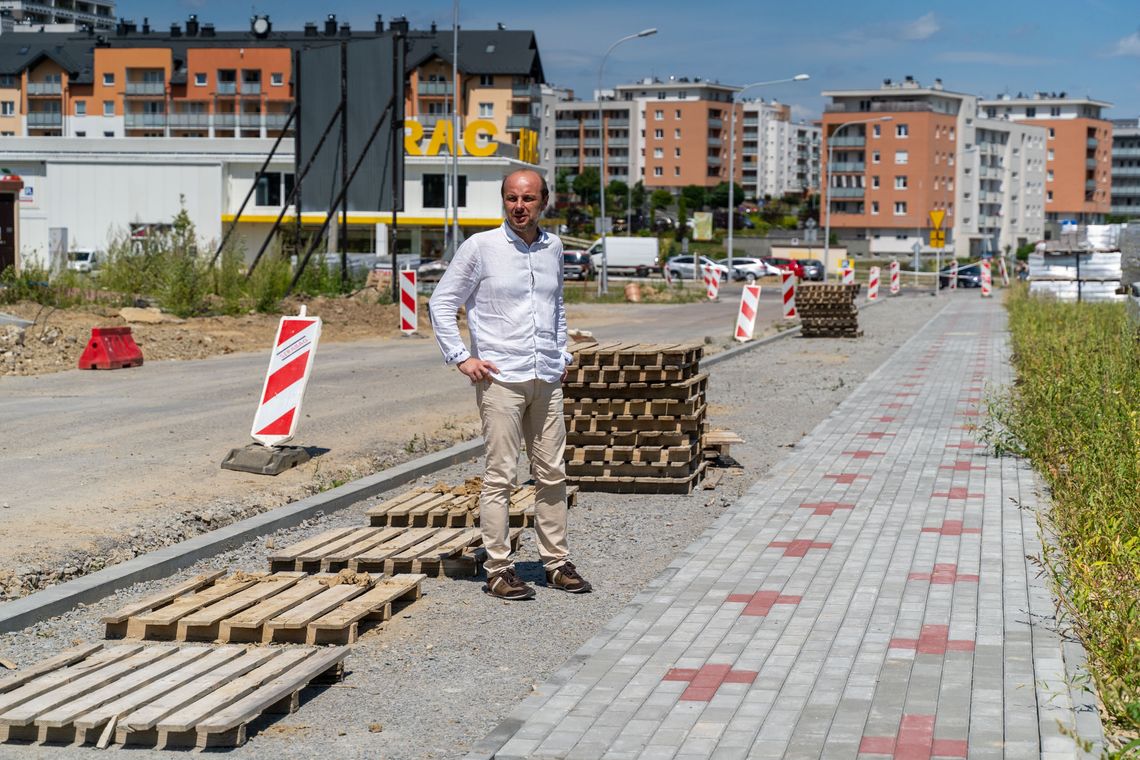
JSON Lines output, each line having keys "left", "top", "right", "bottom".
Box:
{"left": 501, "top": 220, "right": 549, "bottom": 250}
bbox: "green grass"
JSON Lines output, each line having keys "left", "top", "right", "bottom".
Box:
{"left": 995, "top": 284, "right": 1140, "bottom": 750}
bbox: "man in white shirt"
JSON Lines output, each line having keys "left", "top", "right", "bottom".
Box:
{"left": 429, "top": 169, "right": 591, "bottom": 600}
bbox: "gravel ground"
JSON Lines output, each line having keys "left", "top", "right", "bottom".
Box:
{"left": 0, "top": 294, "right": 947, "bottom": 760}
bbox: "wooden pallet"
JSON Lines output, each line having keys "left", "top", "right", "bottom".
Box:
{"left": 567, "top": 429, "right": 696, "bottom": 449}
{"left": 0, "top": 643, "right": 347, "bottom": 749}
{"left": 564, "top": 397, "right": 704, "bottom": 417}
{"left": 571, "top": 341, "right": 703, "bottom": 369}
{"left": 268, "top": 526, "right": 523, "bottom": 576}
{"left": 565, "top": 438, "right": 699, "bottom": 465}
{"left": 565, "top": 365, "right": 695, "bottom": 384}
{"left": 366, "top": 483, "right": 579, "bottom": 528}
{"left": 801, "top": 328, "right": 864, "bottom": 338}
{"left": 565, "top": 456, "right": 703, "bottom": 479}
{"left": 566, "top": 405, "right": 707, "bottom": 435}
{"left": 570, "top": 461, "right": 708, "bottom": 494}
{"left": 563, "top": 372, "right": 708, "bottom": 402}
{"left": 101, "top": 572, "right": 424, "bottom": 645}
{"left": 703, "top": 429, "right": 744, "bottom": 460}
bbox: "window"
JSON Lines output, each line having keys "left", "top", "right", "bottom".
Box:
{"left": 657, "top": 92, "right": 665, "bottom": 100}
{"left": 75, "top": 130, "right": 85, "bottom": 137}
{"left": 674, "top": 147, "right": 681, "bottom": 158}
{"left": 949, "top": 128, "right": 955, "bottom": 141}
{"left": 895, "top": 124, "right": 908, "bottom": 138}
{"left": 894, "top": 175, "right": 907, "bottom": 189}
{"left": 674, "top": 166, "right": 681, "bottom": 176}
{"left": 1046, "top": 190, "right": 1053, "bottom": 202}
{"left": 256, "top": 172, "right": 283, "bottom": 206}
{"left": 73, "top": 100, "right": 84, "bottom": 116}
{"left": 102, "top": 72, "right": 114, "bottom": 86}
{"left": 871, "top": 175, "right": 880, "bottom": 189}
{"left": 1050, "top": 106, "right": 1061, "bottom": 116}
{"left": 871, "top": 150, "right": 880, "bottom": 164}
{"left": 1048, "top": 127, "right": 1055, "bottom": 139}
{"left": 894, "top": 150, "right": 908, "bottom": 165}
{"left": 271, "top": 73, "right": 283, "bottom": 87}
{"left": 653, "top": 147, "right": 663, "bottom": 158}
{"left": 654, "top": 166, "right": 663, "bottom": 177}
{"left": 986, "top": 107, "right": 996, "bottom": 118}
{"left": 871, "top": 201, "right": 879, "bottom": 215}
{"left": 674, "top": 128, "right": 681, "bottom": 139}
{"left": 192, "top": 72, "right": 206, "bottom": 87}
{"left": 654, "top": 128, "right": 663, "bottom": 139}
{"left": 655, "top": 109, "right": 663, "bottom": 120}
{"left": 894, "top": 201, "right": 907, "bottom": 215}
{"left": 1047, "top": 170, "right": 1054, "bottom": 182}
{"left": 0, "top": 75, "right": 13, "bottom": 87}
{"left": 1026, "top": 106, "right": 1036, "bottom": 118}
{"left": 103, "top": 100, "right": 114, "bottom": 117}
{"left": 479, "top": 74, "right": 494, "bottom": 86}
{"left": 0, "top": 101, "right": 12, "bottom": 116}
{"left": 423, "top": 173, "right": 467, "bottom": 208}
{"left": 674, "top": 109, "right": 681, "bottom": 119}
{"left": 872, "top": 124, "right": 880, "bottom": 138}
{"left": 1047, "top": 149, "right": 1054, "bottom": 161}
{"left": 478, "top": 102, "right": 493, "bottom": 118}
{"left": 103, "top": 130, "right": 113, "bottom": 137}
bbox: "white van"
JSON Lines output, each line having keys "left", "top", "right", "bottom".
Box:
{"left": 66, "top": 248, "right": 100, "bottom": 273}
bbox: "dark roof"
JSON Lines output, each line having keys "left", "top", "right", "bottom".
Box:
{"left": 0, "top": 27, "right": 545, "bottom": 83}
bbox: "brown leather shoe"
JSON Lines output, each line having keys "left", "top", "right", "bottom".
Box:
{"left": 485, "top": 567, "right": 536, "bottom": 600}
{"left": 546, "top": 561, "right": 592, "bottom": 593}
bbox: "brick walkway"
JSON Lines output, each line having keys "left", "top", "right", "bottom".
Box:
{"left": 471, "top": 296, "right": 1103, "bottom": 760}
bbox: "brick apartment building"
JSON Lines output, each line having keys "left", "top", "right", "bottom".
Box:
{"left": 1111, "top": 117, "right": 1140, "bottom": 219}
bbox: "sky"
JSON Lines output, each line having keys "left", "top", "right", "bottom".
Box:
{"left": 115, "top": 0, "right": 1140, "bottom": 120}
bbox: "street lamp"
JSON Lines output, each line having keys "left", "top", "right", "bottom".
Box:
{"left": 823, "top": 115, "right": 892, "bottom": 282}
{"left": 597, "top": 27, "right": 657, "bottom": 295}
{"left": 726, "top": 74, "right": 809, "bottom": 277}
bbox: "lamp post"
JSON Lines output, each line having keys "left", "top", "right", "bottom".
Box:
{"left": 597, "top": 27, "right": 657, "bottom": 295}
{"left": 823, "top": 115, "right": 892, "bottom": 282}
{"left": 726, "top": 74, "right": 809, "bottom": 277}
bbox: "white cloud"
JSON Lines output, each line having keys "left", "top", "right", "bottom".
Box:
{"left": 900, "top": 12, "right": 940, "bottom": 41}
{"left": 1111, "top": 31, "right": 1140, "bottom": 56}
{"left": 839, "top": 12, "right": 941, "bottom": 46}
{"left": 936, "top": 51, "right": 1050, "bottom": 67}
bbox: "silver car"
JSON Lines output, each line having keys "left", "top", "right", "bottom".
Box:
{"left": 664, "top": 255, "right": 729, "bottom": 281}
{"left": 730, "top": 257, "right": 781, "bottom": 283}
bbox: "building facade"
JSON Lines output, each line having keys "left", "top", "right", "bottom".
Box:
{"left": 0, "top": 0, "right": 114, "bottom": 31}
{"left": 1111, "top": 117, "right": 1140, "bottom": 219}
{"left": 822, "top": 78, "right": 1046, "bottom": 256}
{"left": 740, "top": 99, "right": 821, "bottom": 199}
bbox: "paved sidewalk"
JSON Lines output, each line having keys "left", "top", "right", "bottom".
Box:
{"left": 472, "top": 296, "right": 1103, "bottom": 760}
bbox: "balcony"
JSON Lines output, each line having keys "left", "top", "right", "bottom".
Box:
{"left": 829, "top": 135, "right": 865, "bottom": 147}
{"left": 168, "top": 113, "right": 210, "bottom": 128}
{"left": 214, "top": 113, "right": 237, "bottom": 128}
{"left": 26, "top": 81, "right": 62, "bottom": 96}
{"left": 418, "top": 81, "right": 453, "bottom": 96}
{"left": 507, "top": 114, "right": 540, "bottom": 131}
{"left": 741, "top": 146, "right": 757, "bottom": 156}
{"left": 829, "top": 162, "right": 865, "bottom": 173}
{"left": 1113, "top": 166, "right": 1140, "bottom": 176}
{"left": 1087, "top": 138, "right": 1098, "bottom": 148}
{"left": 1113, "top": 147, "right": 1140, "bottom": 157}
{"left": 555, "top": 155, "right": 579, "bottom": 166}
{"left": 707, "top": 155, "right": 722, "bottom": 166}
{"left": 607, "top": 136, "right": 629, "bottom": 147}
{"left": 265, "top": 113, "right": 293, "bottom": 129}
{"left": 707, "top": 137, "right": 721, "bottom": 147}
{"left": 1087, "top": 158, "right": 1098, "bottom": 169}
{"left": 824, "top": 101, "right": 937, "bottom": 113}
{"left": 125, "top": 81, "right": 165, "bottom": 96}
{"left": 241, "top": 83, "right": 262, "bottom": 96}
{"left": 238, "top": 113, "right": 262, "bottom": 128}
{"left": 829, "top": 186, "right": 865, "bottom": 198}
{"left": 1086, "top": 179, "right": 1098, "bottom": 190}
{"left": 124, "top": 112, "right": 166, "bottom": 128}
{"left": 582, "top": 119, "right": 599, "bottom": 128}
{"left": 511, "top": 83, "right": 540, "bottom": 99}
{"left": 555, "top": 138, "right": 580, "bottom": 147}
{"left": 582, "top": 138, "right": 601, "bottom": 147}
{"left": 742, "top": 117, "right": 758, "bottom": 127}
{"left": 26, "top": 111, "right": 61, "bottom": 127}
{"left": 555, "top": 119, "right": 581, "bottom": 128}
{"left": 708, "top": 118, "right": 723, "bottom": 129}
{"left": 606, "top": 118, "right": 629, "bottom": 127}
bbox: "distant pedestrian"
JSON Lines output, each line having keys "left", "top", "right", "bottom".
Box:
{"left": 428, "top": 169, "right": 592, "bottom": 601}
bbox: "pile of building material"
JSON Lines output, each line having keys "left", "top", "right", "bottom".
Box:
{"left": 1030, "top": 225, "right": 1126, "bottom": 302}
{"left": 366, "top": 479, "right": 578, "bottom": 528}
{"left": 795, "top": 284, "right": 863, "bottom": 337}
{"left": 563, "top": 342, "right": 708, "bottom": 494}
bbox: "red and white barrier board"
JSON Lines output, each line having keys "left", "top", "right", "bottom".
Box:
{"left": 889, "top": 260, "right": 900, "bottom": 294}
{"left": 400, "top": 269, "right": 417, "bottom": 334}
{"left": 251, "top": 306, "right": 322, "bottom": 447}
{"left": 949, "top": 260, "right": 958, "bottom": 290}
{"left": 780, "top": 271, "right": 797, "bottom": 318}
{"left": 842, "top": 267, "right": 855, "bottom": 285}
{"left": 867, "top": 266, "right": 880, "bottom": 301}
{"left": 702, "top": 265, "right": 720, "bottom": 301}
{"left": 981, "top": 260, "right": 992, "bottom": 297}
{"left": 664, "top": 266, "right": 674, "bottom": 287}
{"left": 735, "top": 284, "right": 761, "bottom": 342}
{"left": 998, "top": 257, "right": 1010, "bottom": 287}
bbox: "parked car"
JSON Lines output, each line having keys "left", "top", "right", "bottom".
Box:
{"left": 563, "top": 250, "right": 595, "bottom": 281}
{"left": 729, "top": 257, "right": 781, "bottom": 283}
{"left": 664, "top": 255, "right": 729, "bottom": 281}
{"left": 939, "top": 262, "right": 983, "bottom": 289}
{"left": 762, "top": 256, "right": 805, "bottom": 280}
{"left": 800, "top": 258, "right": 825, "bottom": 281}
{"left": 66, "top": 248, "right": 100, "bottom": 273}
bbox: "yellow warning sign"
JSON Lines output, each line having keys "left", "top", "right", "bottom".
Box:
{"left": 929, "top": 209, "right": 945, "bottom": 230}
{"left": 930, "top": 229, "right": 946, "bottom": 248}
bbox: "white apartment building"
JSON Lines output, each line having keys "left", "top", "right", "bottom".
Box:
{"left": 0, "top": 0, "right": 114, "bottom": 30}
{"left": 738, "top": 99, "right": 821, "bottom": 200}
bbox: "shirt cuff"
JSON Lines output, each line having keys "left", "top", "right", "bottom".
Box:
{"left": 444, "top": 348, "right": 472, "bottom": 366}
{"left": 562, "top": 350, "right": 573, "bottom": 366}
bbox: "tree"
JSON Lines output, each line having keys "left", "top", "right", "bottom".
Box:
{"left": 681, "top": 185, "right": 708, "bottom": 210}
{"left": 650, "top": 189, "right": 672, "bottom": 210}
{"left": 606, "top": 180, "right": 629, "bottom": 213}
{"left": 675, "top": 196, "right": 689, "bottom": 242}
{"left": 555, "top": 168, "right": 572, "bottom": 196}
{"left": 572, "top": 167, "right": 600, "bottom": 206}
{"left": 709, "top": 182, "right": 745, "bottom": 210}
{"left": 631, "top": 181, "right": 646, "bottom": 213}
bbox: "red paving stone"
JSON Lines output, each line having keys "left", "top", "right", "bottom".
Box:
{"left": 824, "top": 473, "right": 869, "bottom": 485}
{"left": 883, "top": 402, "right": 910, "bottom": 409}
{"left": 862, "top": 431, "right": 897, "bottom": 439}
{"left": 939, "top": 460, "right": 986, "bottom": 471}
{"left": 889, "top": 625, "right": 975, "bottom": 654}
{"left": 933, "top": 487, "right": 984, "bottom": 500}
{"left": 844, "top": 450, "right": 885, "bottom": 459}
{"left": 859, "top": 714, "right": 968, "bottom": 759}
{"left": 799, "top": 501, "right": 855, "bottom": 516}
{"left": 663, "top": 664, "right": 758, "bottom": 701}
{"left": 945, "top": 441, "right": 983, "bottom": 450}
{"left": 768, "top": 539, "right": 832, "bottom": 557}
{"left": 872, "top": 416, "right": 898, "bottom": 423}
{"left": 959, "top": 396, "right": 982, "bottom": 403}
{"left": 725, "top": 590, "right": 802, "bottom": 616}
{"left": 921, "top": 519, "right": 981, "bottom": 536}
{"left": 908, "top": 563, "right": 980, "bottom": 584}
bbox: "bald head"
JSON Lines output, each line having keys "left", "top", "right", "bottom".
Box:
{"left": 501, "top": 169, "right": 549, "bottom": 205}
{"left": 502, "top": 170, "right": 548, "bottom": 244}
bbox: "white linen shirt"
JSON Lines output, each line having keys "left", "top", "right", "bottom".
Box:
{"left": 428, "top": 222, "right": 571, "bottom": 384}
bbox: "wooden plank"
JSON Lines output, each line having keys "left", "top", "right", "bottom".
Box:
{"left": 101, "top": 571, "right": 225, "bottom": 631}
{"left": 0, "top": 645, "right": 141, "bottom": 716}
{"left": 176, "top": 574, "right": 305, "bottom": 641}
{"left": 217, "top": 577, "right": 329, "bottom": 643}
{"left": 293, "top": 528, "right": 384, "bottom": 565}
{"left": 266, "top": 584, "right": 366, "bottom": 631}
{"left": 265, "top": 527, "right": 357, "bottom": 563}
{"left": 71, "top": 647, "right": 246, "bottom": 737}
{"left": 194, "top": 647, "right": 349, "bottom": 746}
{"left": 387, "top": 528, "right": 465, "bottom": 561}
{"left": 307, "top": 575, "right": 425, "bottom": 644}
{"left": 351, "top": 527, "right": 443, "bottom": 565}
{"left": 319, "top": 527, "right": 406, "bottom": 570}
{"left": 0, "top": 644, "right": 103, "bottom": 695}
{"left": 130, "top": 576, "right": 263, "bottom": 637}
{"left": 34, "top": 647, "right": 211, "bottom": 730}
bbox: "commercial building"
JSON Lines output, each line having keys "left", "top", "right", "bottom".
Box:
{"left": 978, "top": 93, "right": 1113, "bottom": 224}
{"left": 822, "top": 78, "right": 1046, "bottom": 256}
{"left": 1110, "top": 117, "right": 1140, "bottom": 219}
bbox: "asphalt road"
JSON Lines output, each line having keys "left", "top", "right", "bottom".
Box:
{"left": 0, "top": 286, "right": 786, "bottom": 571}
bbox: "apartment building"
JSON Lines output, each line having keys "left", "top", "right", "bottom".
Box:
{"left": 740, "top": 99, "right": 821, "bottom": 199}
{"left": 552, "top": 98, "right": 641, "bottom": 187}
{"left": 1111, "top": 118, "right": 1140, "bottom": 219}
{"left": 822, "top": 77, "right": 1045, "bottom": 256}
{"left": 0, "top": 0, "right": 114, "bottom": 31}
{"left": 978, "top": 93, "right": 1112, "bottom": 224}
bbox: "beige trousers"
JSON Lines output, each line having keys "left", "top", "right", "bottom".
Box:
{"left": 475, "top": 378, "right": 569, "bottom": 575}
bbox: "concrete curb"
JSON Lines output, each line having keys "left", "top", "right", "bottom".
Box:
{"left": 0, "top": 438, "right": 485, "bottom": 633}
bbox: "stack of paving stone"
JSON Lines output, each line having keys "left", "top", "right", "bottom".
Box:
{"left": 796, "top": 283, "right": 863, "bottom": 338}
{"left": 562, "top": 341, "right": 707, "bottom": 494}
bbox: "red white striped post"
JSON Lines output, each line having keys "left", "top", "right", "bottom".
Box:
{"left": 702, "top": 265, "right": 720, "bottom": 301}
{"left": 998, "top": 257, "right": 1010, "bottom": 287}
{"left": 399, "top": 269, "right": 418, "bottom": 334}
{"left": 250, "top": 306, "right": 322, "bottom": 447}
{"left": 735, "top": 284, "right": 761, "bottom": 342}
{"left": 867, "top": 266, "right": 880, "bottom": 301}
{"left": 842, "top": 266, "right": 855, "bottom": 285}
{"left": 980, "top": 260, "right": 992, "bottom": 297}
{"left": 664, "top": 265, "right": 674, "bottom": 287}
{"left": 780, "top": 271, "right": 797, "bottom": 318}
{"left": 949, "top": 260, "right": 958, "bottom": 290}
{"left": 889, "top": 259, "right": 900, "bottom": 294}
